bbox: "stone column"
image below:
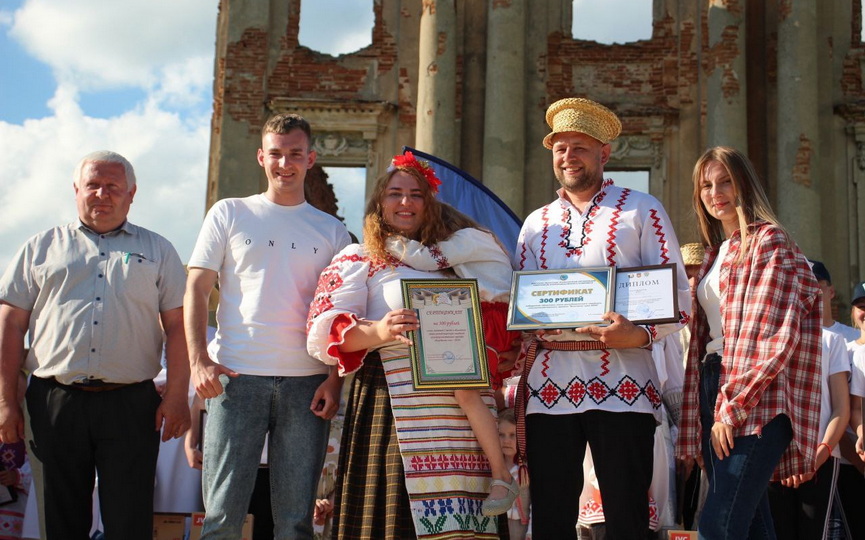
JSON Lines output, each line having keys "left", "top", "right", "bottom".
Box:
{"left": 706, "top": 0, "right": 747, "bottom": 149}
{"left": 523, "top": 0, "right": 557, "bottom": 217}
{"left": 851, "top": 124, "right": 865, "bottom": 280}
{"left": 777, "top": 0, "right": 820, "bottom": 255}
{"left": 482, "top": 0, "right": 526, "bottom": 214}
{"left": 415, "top": 0, "right": 457, "bottom": 163}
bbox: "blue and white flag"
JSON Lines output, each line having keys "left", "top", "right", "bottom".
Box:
{"left": 404, "top": 147, "right": 523, "bottom": 258}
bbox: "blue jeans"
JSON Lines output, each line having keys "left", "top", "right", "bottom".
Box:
{"left": 698, "top": 354, "right": 793, "bottom": 540}
{"left": 201, "top": 373, "right": 329, "bottom": 540}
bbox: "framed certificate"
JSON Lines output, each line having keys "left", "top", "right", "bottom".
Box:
{"left": 401, "top": 279, "right": 491, "bottom": 391}
{"left": 506, "top": 267, "right": 614, "bottom": 330}
{"left": 613, "top": 264, "right": 679, "bottom": 324}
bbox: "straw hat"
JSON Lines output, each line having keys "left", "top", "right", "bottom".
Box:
{"left": 543, "top": 97, "right": 622, "bottom": 149}
{"left": 680, "top": 243, "right": 705, "bottom": 266}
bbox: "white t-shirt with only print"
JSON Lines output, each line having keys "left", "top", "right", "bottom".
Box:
{"left": 188, "top": 194, "right": 351, "bottom": 376}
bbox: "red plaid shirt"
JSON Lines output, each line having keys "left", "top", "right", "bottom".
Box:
{"left": 677, "top": 222, "right": 822, "bottom": 479}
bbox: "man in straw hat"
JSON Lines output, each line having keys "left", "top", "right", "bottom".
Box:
{"left": 513, "top": 97, "right": 691, "bottom": 539}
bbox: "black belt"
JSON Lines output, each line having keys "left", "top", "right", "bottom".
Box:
{"left": 66, "top": 379, "right": 139, "bottom": 392}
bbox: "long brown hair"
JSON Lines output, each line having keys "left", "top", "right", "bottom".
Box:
{"left": 363, "top": 166, "right": 494, "bottom": 262}
{"left": 692, "top": 146, "right": 785, "bottom": 258}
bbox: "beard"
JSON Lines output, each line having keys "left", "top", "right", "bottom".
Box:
{"left": 554, "top": 166, "right": 603, "bottom": 194}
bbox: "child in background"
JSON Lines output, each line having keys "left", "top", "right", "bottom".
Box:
{"left": 498, "top": 409, "right": 530, "bottom": 540}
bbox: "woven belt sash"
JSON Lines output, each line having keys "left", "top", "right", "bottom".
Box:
{"left": 514, "top": 339, "right": 608, "bottom": 484}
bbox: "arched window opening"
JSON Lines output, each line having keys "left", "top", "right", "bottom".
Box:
{"left": 572, "top": 0, "right": 652, "bottom": 44}
{"left": 298, "top": 0, "right": 374, "bottom": 56}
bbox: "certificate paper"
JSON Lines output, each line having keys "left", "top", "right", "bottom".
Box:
{"left": 506, "top": 268, "right": 614, "bottom": 330}
{"left": 613, "top": 264, "right": 679, "bottom": 324}
{"left": 401, "top": 279, "right": 490, "bottom": 390}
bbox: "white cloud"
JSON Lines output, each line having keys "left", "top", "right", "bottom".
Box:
{"left": 11, "top": 0, "right": 216, "bottom": 93}
{"left": 149, "top": 55, "right": 215, "bottom": 111}
{"left": 0, "top": 91, "right": 210, "bottom": 270}
{"left": 0, "top": 0, "right": 215, "bottom": 271}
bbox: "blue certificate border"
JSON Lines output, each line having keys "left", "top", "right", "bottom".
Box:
{"left": 506, "top": 267, "right": 615, "bottom": 330}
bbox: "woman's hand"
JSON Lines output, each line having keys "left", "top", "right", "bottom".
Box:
{"left": 711, "top": 421, "right": 735, "bottom": 460}
{"left": 377, "top": 309, "right": 419, "bottom": 346}
{"left": 780, "top": 472, "right": 814, "bottom": 488}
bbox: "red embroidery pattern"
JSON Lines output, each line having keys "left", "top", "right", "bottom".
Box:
{"left": 599, "top": 349, "right": 610, "bottom": 376}
{"left": 644, "top": 383, "right": 662, "bottom": 408}
{"left": 647, "top": 325, "right": 658, "bottom": 342}
{"left": 679, "top": 310, "right": 690, "bottom": 326}
{"left": 408, "top": 453, "right": 487, "bottom": 472}
{"left": 587, "top": 379, "right": 610, "bottom": 402}
{"left": 605, "top": 188, "right": 630, "bottom": 266}
{"left": 529, "top": 376, "right": 662, "bottom": 409}
{"left": 429, "top": 244, "right": 450, "bottom": 270}
{"left": 539, "top": 381, "right": 562, "bottom": 406}
{"left": 307, "top": 266, "right": 345, "bottom": 329}
{"left": 307, "top": 252, "right": 402, "bottom": 329}
{"left": 369, "top": 254, "right": 411, "bottom": 278}
{"left": 649, "top": 209, "right": 670, "bottom": 264}
{"left": 566, "top": 380, "right": 587, "bottom": 404}
{"left": 539, "top": 350, "right": 551, "bottom": 377}
{"left": 615, "top": 377, "right": 641, "bottom": 404}
{"left": 580, "top": 496, "right": 659, "bottom": 529}
{"left": 538, "top": 206, "right": 550, "bottom": 269}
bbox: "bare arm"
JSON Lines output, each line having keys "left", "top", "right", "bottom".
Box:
{"left": 184, "top": 268, "right": 237, "bottom": 398}
{"left": 0, "top": 303, "right": 29, "bottom": 443}
{"left": 782, "top": 371, "right": 851, "bottom": 487}
{"left": 852, "top": 395, "right": 865, "bottom": 459}
{"left": 184, "top": 393, "right": 205, "bottom": 469}
{"left": 337, "top": 308, "right": 418, "bottom": 352}
{"left": 820, "top": 372, "right": 851, "bottom": 464}
{"left": 155, "top": 306, "right": 191, "bottom": 441}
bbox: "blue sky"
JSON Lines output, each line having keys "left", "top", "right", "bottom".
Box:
{"left": 0, "top": 0, "right": 651, "bottom": 271}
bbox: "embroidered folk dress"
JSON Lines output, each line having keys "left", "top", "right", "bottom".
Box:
{"left": 514, "top": 179, "right": 691, "bottom": 420}
{"left": 677, "top": 221, "right": 822, "bottom": 480}
{"left": 307, "top": 244, "right": 499, "bottom": 539}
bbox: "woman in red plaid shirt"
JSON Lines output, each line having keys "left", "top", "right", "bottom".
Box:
{"left": 677, "top": 146, "right": 822, "bottom": 539}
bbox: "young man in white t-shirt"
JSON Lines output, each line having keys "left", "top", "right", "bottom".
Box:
{"left": 184, "top": 113, "right": 351, "bottom": 538}
{"left": 811, "top": 264, "right": 864, "bottom": 538}
{"left": 811, "top": 261, "right": 859, "bottom": 342}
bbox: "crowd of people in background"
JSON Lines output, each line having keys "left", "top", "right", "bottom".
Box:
{"left": 0, "top": 97, "right": 863, "bottom": 540}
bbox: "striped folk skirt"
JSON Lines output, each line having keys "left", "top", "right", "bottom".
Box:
{"left": 334, "top": 350, "right": 499, "bottom": 539}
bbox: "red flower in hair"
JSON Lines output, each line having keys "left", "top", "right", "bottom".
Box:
{"left": 391, "top": 151, "right": 442, "bottom": 194}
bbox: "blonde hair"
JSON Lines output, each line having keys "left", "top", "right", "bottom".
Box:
{"left": 497, "top": 407, "right": 516, "bottom": 426}
{"left": 692, "top": 146, "right": 785, "bottom": 259}
{"left": 363, "top": 167, "right": 482, "bottom": 262}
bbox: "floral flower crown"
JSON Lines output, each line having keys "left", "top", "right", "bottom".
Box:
{"left": 389, "top": 151, "right": 442, "bottom": 194}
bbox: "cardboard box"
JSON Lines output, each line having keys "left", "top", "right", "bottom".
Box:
{"left": 189, "top": 512, "right": 254, "bottom": 540}
{"left": 667, "top": 531, "right": 698, "bottom": 540}
{"left": 153, "top": 513, "right": 185, "bottom": 540}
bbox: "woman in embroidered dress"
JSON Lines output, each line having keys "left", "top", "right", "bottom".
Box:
{"left": 307, "top": 152, "right": 515, "bottom": 539}
{"left": 676, "top": 146, "right": 822, "bottom": 539}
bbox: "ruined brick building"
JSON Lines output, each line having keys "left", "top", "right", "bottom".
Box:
{"left": 207, "top": 0, "right": 865, "bottom": 308}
